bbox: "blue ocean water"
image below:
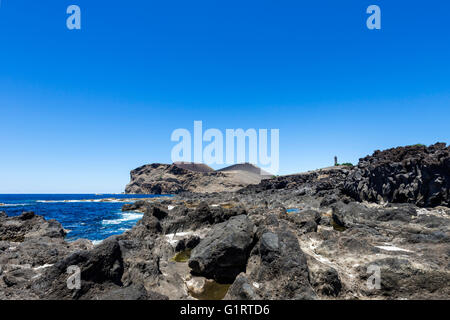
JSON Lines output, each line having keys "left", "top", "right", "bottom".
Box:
{"left": 0, "top": 194, "right": 170, "bottom": 243}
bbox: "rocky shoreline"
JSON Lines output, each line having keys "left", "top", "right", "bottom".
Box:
{"left": 1, "top": 143, "right": 449, "bottom": 300}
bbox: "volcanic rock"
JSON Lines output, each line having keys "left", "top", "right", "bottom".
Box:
{"left": 188, "top": 215, "right": 255, "bottom": 283}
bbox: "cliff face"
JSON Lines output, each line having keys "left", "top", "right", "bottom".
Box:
{"left": 125, "top": 163, "right": 264, "bottom": 194}
{"left": 344, "top": 143, "right": 449, "bottom": 207}
{"left": 126, "top": 143, "right": 450, "bottom": 207}
{"left": 173, "top": 162, "right": 215, "bottom": 173}
{"left": 239, "top": 143, "right": 449, "bottom": 208}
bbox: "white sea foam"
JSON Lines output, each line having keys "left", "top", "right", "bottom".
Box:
{"left": 165, "top": 231, "right": 195, "bottom": 246}
{"left": 0, "top": 203, "right": 30, "bottom": 207}
{"left": 37, "top": 200, "right": 80, "bottom": 203}
{"left": 102, "top": 212, "right": 143, "bottom": 225}
{"left": 36, "top": 199, "right": 135, "bottom": 204}
{"left": 104, "top": 227, "right": 128, "bottom": 234}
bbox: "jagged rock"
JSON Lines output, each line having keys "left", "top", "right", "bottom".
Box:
{"left": 239, "top": 167, "right": 352, "bottom": 194}
{"left": 125, "top": 163, "right": 265, "bottom": 194}
{"left": 226, "top": 229, "right": 316, "bottom": 300}
{"left": 19, "top": 211, "right": 35, "bottom": 220}
{"left": 122, "top": 200, "right": 149, "bottom": 212}
{"left": 0, "top": 212, "right": 66, "bottom": 242}
{"left": 0, "top": 237, "right": 82, "bottom": 267}
{"left": 185, "top": 235, "right": 201, "bottom": 249}
{"left": 225, "top": 273, "right": 258, "bottom": 300}
{"left": 281, "top": 209, "right": 321, "bottom": 234}
{"left": 344, "top": 143, "right": 449, "bottom": 207}
{"left": 163, "top": 201, "right": 247, "bottom": 234}
{"left": 135, "top": 210, "right": 162, "bottom": 236}
{"left": 31, "top": 237, "right": 124, "bottom": 299}
{"left": 118, "top": 239, "right": 162, "bottom": 291}
{"left": 358, "top": 257, "right": 450, "bottom": 299}
{"left": 188, "top": 215, "right": 255, "bottom": 283}
{"left": 331, "top": 202, "right": 419, "bottom": 229}
{"left": 147, "top": 205, "right": 169, "bottom": 220}
{"left": 191, "top": 202, "right": 214, "bottom": 225}
{"left": 307, "top": 256, "right": 342, "bottom": 297}
{"left": 174, "top": 235, "right": 201, "bottom": 252}
{"left": 2, "top": 267, "right": 37, "bottom": 288}
{"left": 320, "top": 194, "right": 339, "bottom": 207}
{"left": 260, "top": 232, "right": 279, "bottom": 256}
{"left": 175, "top": 239, "right": 186, "bottom": 252}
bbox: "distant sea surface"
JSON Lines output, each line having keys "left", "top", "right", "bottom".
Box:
{"left": 0, "top": 194, "right": 169, "bottom": 243}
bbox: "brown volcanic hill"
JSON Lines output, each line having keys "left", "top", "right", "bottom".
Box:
{"left": 125, "top": 162, "right": 275, "bottom": 194}
{"left": 125, "top": 163, "right": 264, "bottom": 194}
{"left": 218, "top": 163, "right": 273, "bottom": 178}
{"left": 173, "top": 162, "right": 215, "bottom": 173}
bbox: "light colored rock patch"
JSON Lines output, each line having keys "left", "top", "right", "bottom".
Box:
{"left": 375, "top": 245, "right": 413, "bottom": 253}
{"left": 165, "top": 227, "right": 210, "bottom": 247}
{"left": 33, "top": 263, "right": 54, "bottom": 271}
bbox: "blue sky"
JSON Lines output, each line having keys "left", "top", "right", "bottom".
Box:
{"left": 0, "top": 0, "right": 449, "bottom": 193}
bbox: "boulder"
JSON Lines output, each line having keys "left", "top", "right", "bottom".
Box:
{"left": 308, "top": 259, "right": 342, "bottom": 297}
{"left": 358, "top": 257, "right": 450, "bottom": 299}
{"left": 0, "top": 212, "right": 66, "bottom": 242}
{"left": 185, "top": 235, "right": 201, "bottom": 249}
{"left": 226, "top": 229, "right": 316, "bottom": 300}
{"left": 133, "top": 208, "right": 163, "bottom": 237}
{"left": 188, "top": 215, "right": 255, "bottom": 283}
{"left": 225, "top": 273, "right": 258, "bottom": 300}
{"left": 121, "top": 200, "right": 149, "bottom": 212}
{"left": 146, "top": 205, "right": 169, "bottom": 220}
{"left": 282, "top": 209, "right": 321, "bottom": 233}
{"left": 165, "top": 202, "right": 247, "bottom": 234}
{"left": 31, "top": 237, "right": 124, "bottom": 299}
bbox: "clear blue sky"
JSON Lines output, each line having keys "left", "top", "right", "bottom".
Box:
{"left": 0, "top": 0, "right": 449, "bottom": 193}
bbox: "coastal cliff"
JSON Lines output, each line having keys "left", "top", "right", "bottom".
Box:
{"left": 1, "top": 143, "right": 449, "bottom": 300}
{"left": 125, "top": 162, "right": 270, "bottom": 194}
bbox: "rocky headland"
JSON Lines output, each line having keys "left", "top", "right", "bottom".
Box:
{"left": 125, "top": 162, "right": 271, "bottom": 194}
{"left": 1, "top": 143, "right": 449, "bottom": 300}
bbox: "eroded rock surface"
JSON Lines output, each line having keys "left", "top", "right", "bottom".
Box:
{"left": 344, "top": 143, "right": 449, "bottom": 207}
{"left": 188, "top": 215, "right": 255, "bottom": 283}
{"left": 125, "top": 163, "right": 266, "bottom": 194}
{"left": 1, "top": 143, "right": 449, "bottom": 300}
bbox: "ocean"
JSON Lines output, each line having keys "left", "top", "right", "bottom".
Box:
{"left": 0, "top": 194, "right": 170, "bottom": 243}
